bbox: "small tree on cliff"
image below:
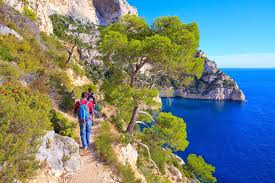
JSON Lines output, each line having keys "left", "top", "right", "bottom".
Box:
{"left": 186, "top": 154, "right": 217, "bottom": 183}
{"left": 99, "top": 15, "right": 203, "bottom": 134}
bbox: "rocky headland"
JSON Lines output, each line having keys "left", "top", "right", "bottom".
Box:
{"left": 160, "top": 58, "right": 246, "bottom": 101}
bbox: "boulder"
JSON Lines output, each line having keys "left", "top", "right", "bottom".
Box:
{"left": 172, "top": 154, "right": 185, "bottom": 166}
{"left": 36, "top": 131, "right": 80, "bottom": 177}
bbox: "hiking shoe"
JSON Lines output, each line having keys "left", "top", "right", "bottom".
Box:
{"left": 81, "top": 149, "right": 89, "bottom": 156}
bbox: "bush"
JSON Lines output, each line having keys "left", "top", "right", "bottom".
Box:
{"left": 0, "top": 61, "right": 22, "bottom": 81}
{"left": 111, "top": 113, "right": 125, "bottom": 132}
{"left": 50, "top": 110, "right": 77, "bottom": 140}
{"left": 23, "top": 6, "right": 37, "bottom": 21}
{"left": 68, "top": 63, "right": 86, "bottom": 77}
{"left": 95, "top": 122, "right": 116, "bottom": 162}
{"left": 95, "top": 122, "right": 139, "bottom": 182}
{"left": 40, "top": 33, "right": 68, "bottom": 68}
{"left": 86, "top": 65, "right": 106, "bottom": 83}
{"left": 0, "top": 82, "right": 52, "bottom": 182}
{"left": 73, "top": 83, "right": 97, "bottom": 100}
{"left": 136, "top": 155, "right": 169, "bottom": 183}
{"left": 186, "top": 154, "right": 217, "bottom": 183}
{"left": 150, "top": 146, "right": 167, "bottom": 174}
{"left": 116, "top": 163, "right": 139, "bottom": 183}
{"left": 0, "top": 35, "right": 44, "bottom": 72}
{"left": 29, "top": 70, "right": 51, "bottom": 94}
{"left": 49, "top": 70, "right": 75, "bottom": 111}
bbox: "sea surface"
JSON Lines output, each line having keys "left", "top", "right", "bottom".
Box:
{"left": 161, "top": 69, "right": 275, "bottom": 183}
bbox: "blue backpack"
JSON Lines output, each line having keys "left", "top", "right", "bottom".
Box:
{"left": 78, "top": 101, "right": 90, "bottom": 123}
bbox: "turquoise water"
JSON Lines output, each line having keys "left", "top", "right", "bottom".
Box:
{"left": 161, "top": 69, "right": 275, "bottom": 183}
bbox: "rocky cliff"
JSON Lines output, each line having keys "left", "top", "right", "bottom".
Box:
{"left": 4, "top": 0, "right": 137, "bottom": 33}
{"left": 168, "top": 58, "right": 246, "bottom": 101}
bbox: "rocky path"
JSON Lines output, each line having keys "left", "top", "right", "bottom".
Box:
{"left": 67, "top": 120, "right": 120, "bottom": 183}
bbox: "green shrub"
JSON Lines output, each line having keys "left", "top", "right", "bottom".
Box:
{"left": 95, "top": 121, "right": 116, "bottom": 162}
{"left": 0, "top": 82, "right": 52, "bottom": 182}
{"left": 28, "top": 70, "right": 51, "bottom": 94}
{"left": 116, "top": 163, "right": 139, "bottom": 183}
{"left": 136, "top": 156, "right": 169, "bottom": 183}
{"left": 95, "top": 122, "right": 139, "bottom": 182}
{"left": 73, "top": 83, "right": 97, "bottom": 100}
{"left": 0, "top": 61, "right": 22, "bottom": 81}
{"left": 86, "top": 65, "right": 106, "bottom": 83}
{"left": 50, "top": 110, "right": 77, "bottom": 140}
{"left": 40, "top": 33, "right": 68, "bottom": 68}
{"left": 150, "top": 146, "right": 167, "bottom": 174}
{"left": 0, "top": 43, "right": 15, "bottom": 61}
{"left": 49, "top": 14, "right": 72, "bottom": 40}
{"left": 111, "top": 113, "right": 125, "bottom": 132}
{"left": 186, "top": 154, "right": 217, "bottom": 183}
{"left": 68, "top": 63, "right": 86, "bottom": 77}
{"left": 0, "top": 35, "right": 44, "bottom": 72}
{"left": 23, "top": 6, "right": 37, "bottom": 21}
{"left": 49, "top": 70, "right": 75, "bottom": 111}
{"left": 118, "top": 133, "right": 131, "bottom": 145}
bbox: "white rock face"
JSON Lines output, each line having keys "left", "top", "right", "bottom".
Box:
{"left": 36, "top": 131, "right": 80, "bottom": 177}
{"left": 115, "top": 143, "right": 146, "bottom": 183}
{"left": 172, "top": 154, "right": 185, "bottom": 166}
{"left": 4, "top": 0, "right": 137, "bottom": 33}
{"left": 117, "top": 143, "right": 138, "bottom": 167}
{"left": 166, "top": 164, "right": 191, "bottom": 183}
{"left": 66, "top": 68, "right": 91, "bottom": 86}
{"left": 160, "top": 58, "right": 246, "bottom": 101}
{"left": 0, "top": 24, "right": 23, "bottom": 40}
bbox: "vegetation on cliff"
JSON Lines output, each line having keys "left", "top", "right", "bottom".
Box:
{"left": 99, "top": 15, "right": 204, "bottom": 134}
{"left": 0, "top": 4, "right": 217, "bottom": 182}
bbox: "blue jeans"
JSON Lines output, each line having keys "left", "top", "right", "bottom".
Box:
{"left": 79, "top": 120, "right": 92, "bottom": 148}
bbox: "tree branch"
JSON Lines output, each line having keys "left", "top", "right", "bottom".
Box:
{"left": 133, "top": 140, "right": 160, "bottom": 175}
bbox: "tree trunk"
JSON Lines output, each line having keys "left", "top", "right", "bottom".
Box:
{"left": 66, "top": 44, "right": 76, "bottom": 64}
{"left": 130, "top": 75, "right": 136, "bottom": 87}
{"left": 126, "top": 104, "right": 140, "bottom": 134}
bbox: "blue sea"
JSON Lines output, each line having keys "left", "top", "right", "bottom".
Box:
{"left": 161, "top": 69, "right": 275, "bottom": 183}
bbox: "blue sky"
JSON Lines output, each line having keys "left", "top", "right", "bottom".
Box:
{"left": 127, "top": 0, "right": 275, "bottom": 68}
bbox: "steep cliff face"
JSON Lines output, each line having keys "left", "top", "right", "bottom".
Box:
{"left": 172, "top": 58, "right": 246, "bottom": 101}
{"left": 93, "top": 0, "right": 137, "bottom": 25}
{"left": 4, "top": 0, "right": 137, "bottom": 33}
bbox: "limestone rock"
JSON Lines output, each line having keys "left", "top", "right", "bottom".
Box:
{"left": 4, "top": 0, "right": 137, "bottom": 34}
{"left": 36, "top": 131, "right": 80, "bottom": 177}
{"left": 169, "top": 165, "right": 183, "bottom": 181}
{"left": 93, "top": 0, "right": 137, "bottom": 25}
{"left": 161, "top": 58, "right": 246, "bottom": 101}
{"left": 166, "top": 164, "right": 191, "bottom": 183}
{"left": 66, "top": 68, "right": 91, "bottom": 87}
{"left": 0, "top": 4, "right": 46, "bottom": 48}
{"left": 115, "top": 143, "right": 146, "bottom": 183}
{"left": 117, "top": 143, "right": 138, "bottom": 167}
{"left": 0, "top": 24, "right": 23, "bottom": 40}
{"left": 172, "top": 154, "right": 185, "bottom": 166}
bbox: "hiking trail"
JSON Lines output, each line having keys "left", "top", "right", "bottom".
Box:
{"left": 66, "top": 119, "right": 120, "bottom": 183}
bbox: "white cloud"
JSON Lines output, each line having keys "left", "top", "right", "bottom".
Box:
{"left": 210, "top": 53, "right": 275, "bottom": 68}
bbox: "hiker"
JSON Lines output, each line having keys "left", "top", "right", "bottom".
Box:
{"left": 87, "top": 88, "right": 96, "bottom": 104}
{"left": 74, "top": 92, "right": 95, "bottom": 156}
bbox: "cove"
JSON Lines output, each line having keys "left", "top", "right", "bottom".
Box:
{"left": 161, "top": 69, "right": 275, "bottom": 183}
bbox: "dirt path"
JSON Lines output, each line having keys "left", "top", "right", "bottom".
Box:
{"left": 67, "top": 120, "right": 120, "bottom": 183}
